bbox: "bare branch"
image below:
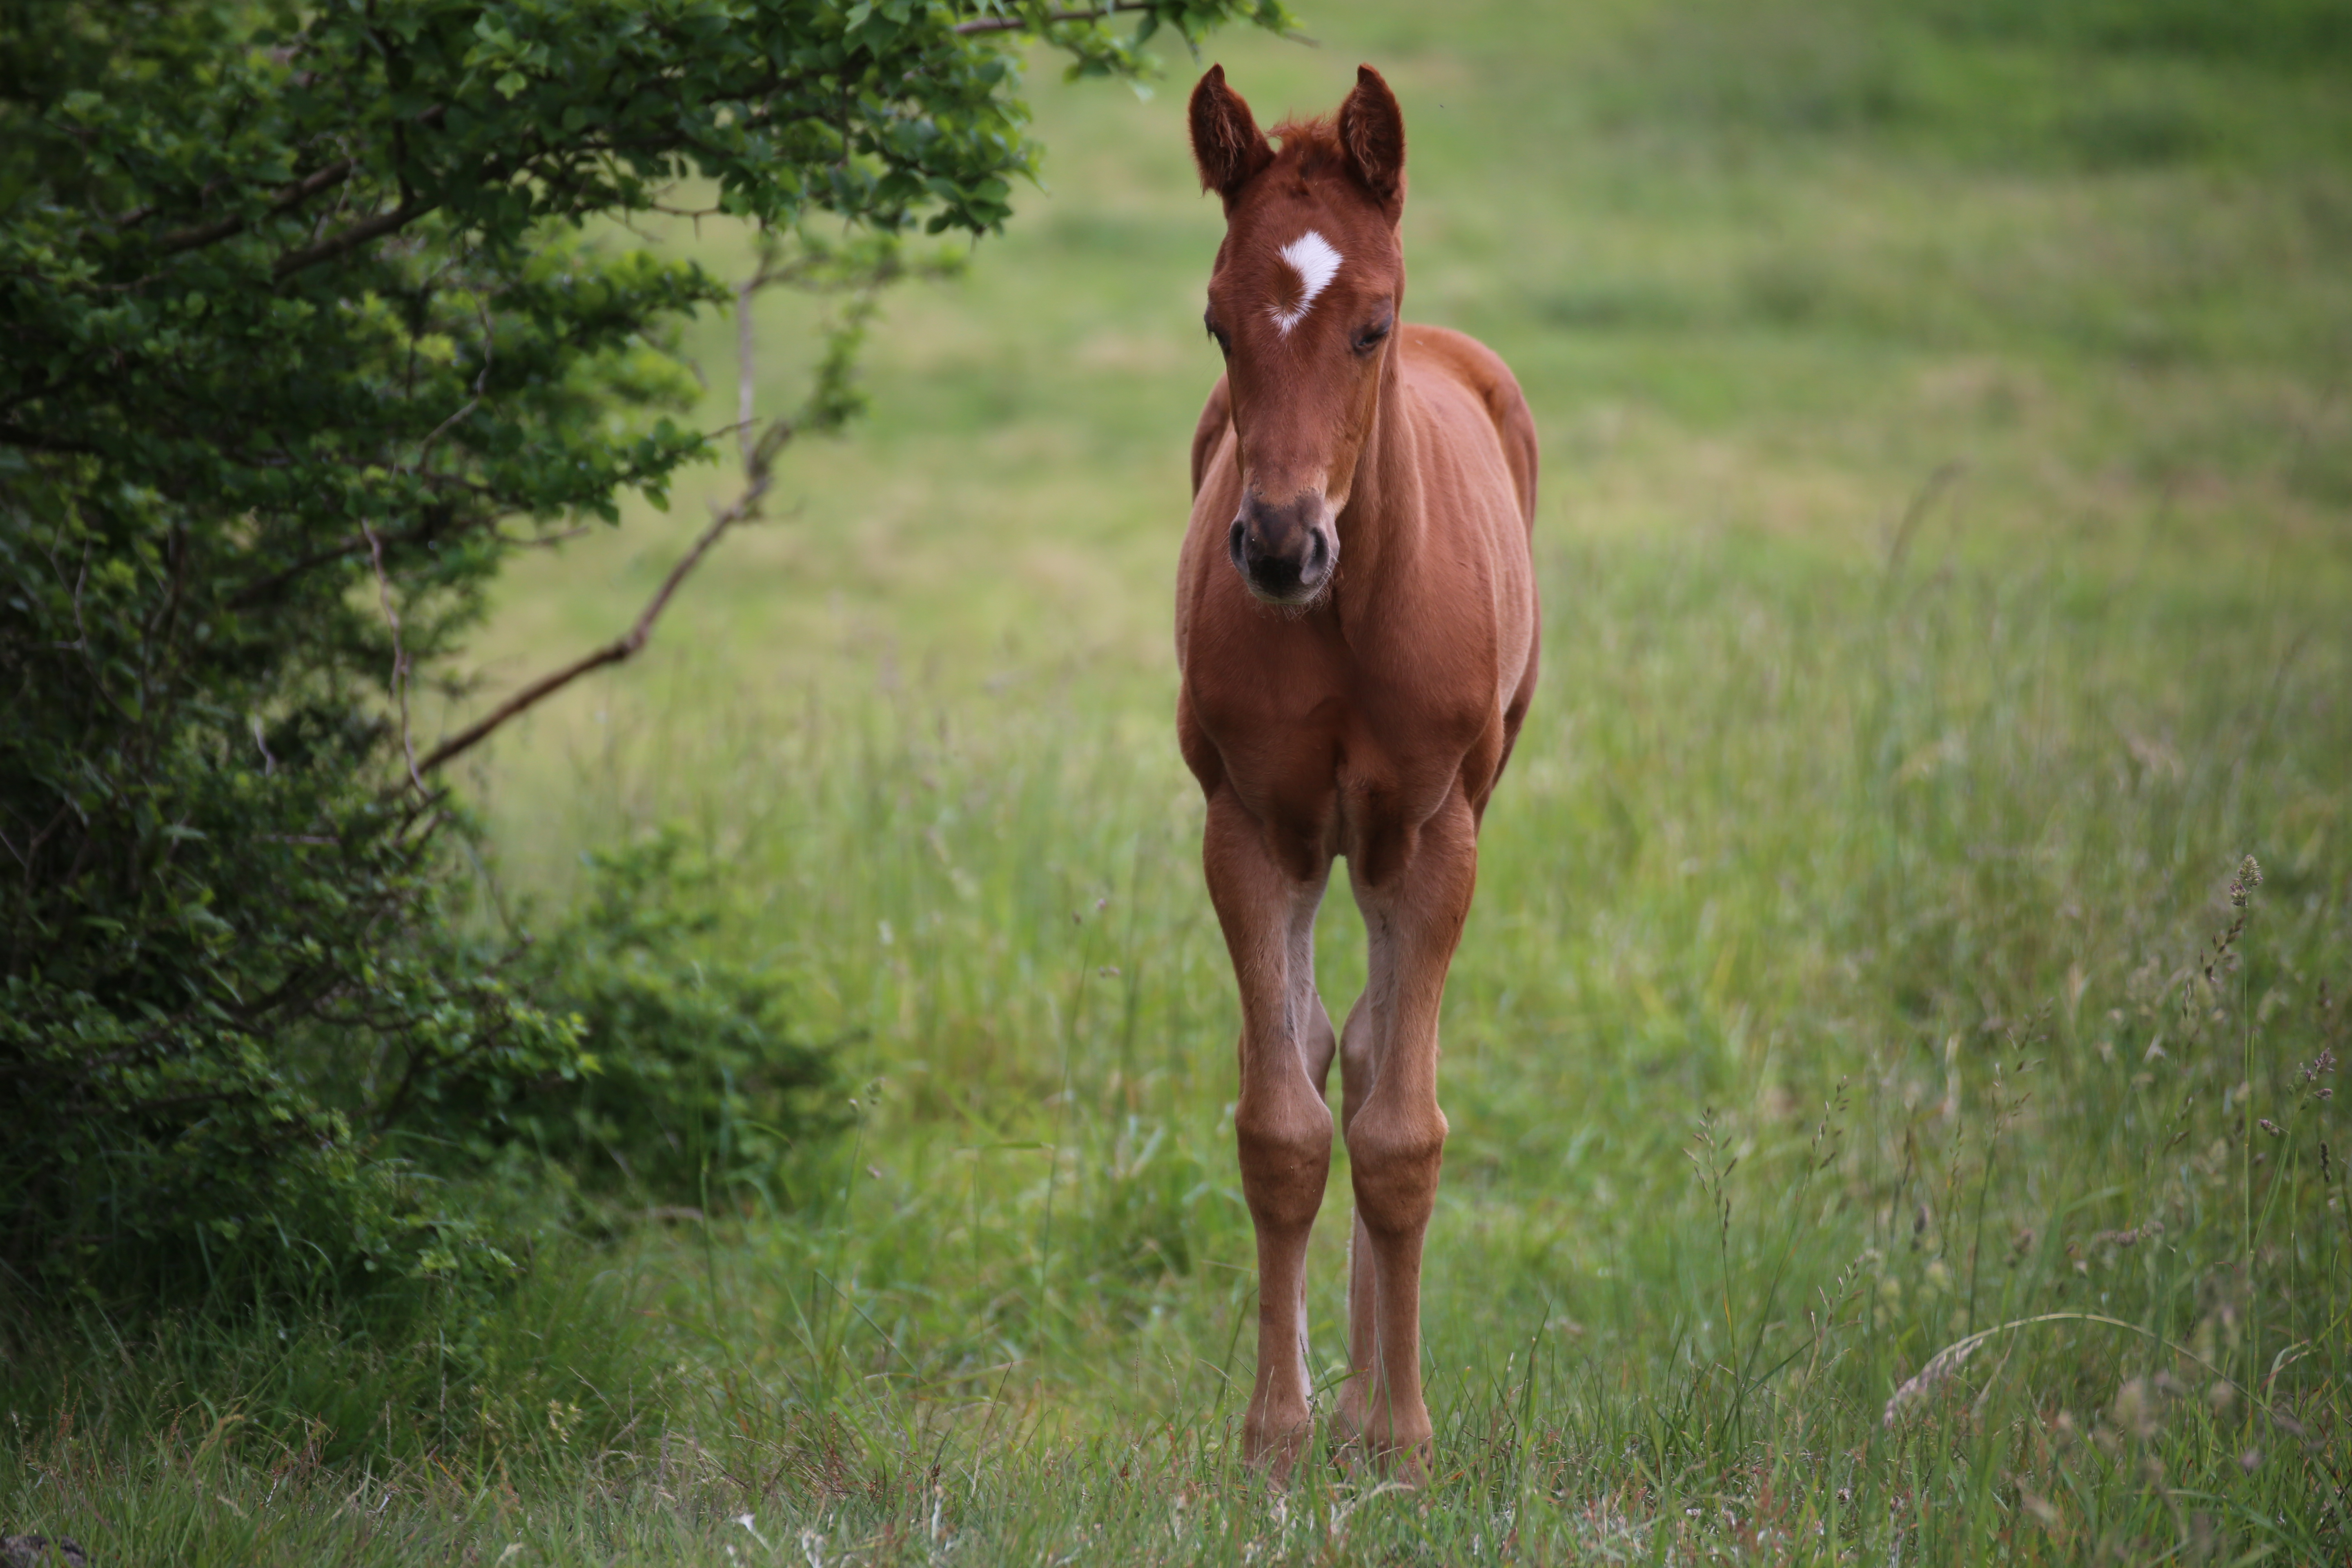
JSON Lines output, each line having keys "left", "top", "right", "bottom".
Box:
{"left": 414, "top": 257, "right": 878, "bottom": 775}
{"left": 415, "top": 464, "right": 779, "bottom": 774}
{"left": 148, "top": 107, "right": 446, "bottom": 259}
{"left": 228, "top": 532, "right": 376, "bottom": 607}
{"left": 498, "top": 523, "right": 590, "bottom": 550}
{"left": 274, "top": 198, "right": 428, "bottom": 279}
{"left": 229, "top": 506, "right": 583, "bottom": 608}
{"left": 412, "top": 298, "right": 496, "bottom": 474}
{"left": 363, "top": 523, "right": 429, "bottom": 794}
{"left": 737, "top": 274, "right": 760, "bottom": 471}
{"left": 154, "top": 160, "right": 354, "bottom": 257}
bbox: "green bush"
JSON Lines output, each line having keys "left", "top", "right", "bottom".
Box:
{"left": 0, "top": 0, "right": 1290, "bottom": 1309}
{"left": 486, "top": 831, "right": 844, "bottom": 1207}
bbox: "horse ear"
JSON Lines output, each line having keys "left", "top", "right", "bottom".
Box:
{"left": 1336, "top": 64, "right": 1406, "bottom": 212}
{"left": 1189, "top": 65, "right": 1273, "bottom": 207}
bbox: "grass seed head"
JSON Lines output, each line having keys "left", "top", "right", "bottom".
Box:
{"left": 2112, "top": 1378, "right": 2161, "bottom": 1441}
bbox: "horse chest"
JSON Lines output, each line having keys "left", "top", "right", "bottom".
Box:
{"left": 1187, "top": 632, "right": 1488, "bottom": 823}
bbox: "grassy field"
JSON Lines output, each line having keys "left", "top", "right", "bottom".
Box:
{"left": 8, "top": 0, "right": 2352, "bottom": 1561}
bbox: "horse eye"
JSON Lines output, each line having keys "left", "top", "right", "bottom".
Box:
{"left": 1352, "top": 320, "right": 1392, "bottom": 355}
{"left": 1205, "top": 315, "right": 1231, "bottom": 356}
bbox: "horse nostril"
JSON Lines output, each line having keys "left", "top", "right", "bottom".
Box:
{"left": 1227, "top": 517, "right": 1249, "bottom": 568}
{"left": 1303, "top": 531, "right": 1329, "bottom": 575}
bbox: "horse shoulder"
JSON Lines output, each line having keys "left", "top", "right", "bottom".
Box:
{"left": 1399, "top": 324, "right": 1538, "bottom": 531}
{"left": 1190, "top": 374, "right": 1234, "bottom": 499}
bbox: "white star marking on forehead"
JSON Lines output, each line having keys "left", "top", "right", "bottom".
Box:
{"left": 1267, "top": 230, "right": 1342, "bottom": 336}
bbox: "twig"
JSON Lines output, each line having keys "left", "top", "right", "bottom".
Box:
{"left": 952, "top": 2, "right": 1151, "bottom": 33}
{"left": 154, "top": 160, "right": 356, "bottom": 257}
{"left": 414, "top": 473, "right": 774, "bottom": 774}
{"left": 415, "top": 256, "right": 861, "bottom": 774}
{"left": 0, "top": 424, "right": 103, "bottom": 456}
{"left": 274, "top": 197, "right": 426, "bottom": 279}
{"left": 363, "top": 523, "right": 428, "bottom": 794}
{"left": 410, "top": 298, "right": 495, "bottom": 474}
{"left": 737, "top": 274, "right": 760, "bottom": 470}
{"left": 50, "top": 547, "right": 91, "bottom": 653}
{"left": 1882, "top": 460, "right": 1964, "bottom": 587}
{"left": 497, "top": 523, "right": 589, "bottom": 550}
{"left": 144, "top": 106, "right": 451, "bottom": 258}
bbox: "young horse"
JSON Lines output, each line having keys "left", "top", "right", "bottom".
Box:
{"left": 1176, "top": 64, "right": 1539, "bottom": 1479}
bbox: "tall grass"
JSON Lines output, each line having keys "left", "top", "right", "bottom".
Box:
{"left": 8, "top": 528, "right": 2342, "bottom": 1562}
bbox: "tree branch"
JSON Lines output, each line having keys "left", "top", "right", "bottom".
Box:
{"left": 737, "top": 273, "right": 760, "bottom": 470}
{"left": 416, "top": 258, "right": 861, "bottom": 775}
{"left": 154, "top": 160, "right": 354, "bottom": 257}
{"left": 414, "top": 467, "right": 776, "bottom": 774}
{"left": 274, "top": 198, "right": 429, "bottom": 279}
{"left": 953, "top": 2, "right": 1153, "bottom": 32}
{"left": 227, "top": 510, "right": 461, "bottom": 608}
{"left": 141, "top": 107, "right": 451, "bottom": 261}
{"left": 364, "top": 523, "right": 430, "bottom": 795}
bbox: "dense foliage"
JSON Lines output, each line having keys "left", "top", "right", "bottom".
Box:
{"left": 0, "top": 0, "right": 1290, "bottom": 1303}
{"left": 498, "top": 831, "right": 844, "bottom": 1206}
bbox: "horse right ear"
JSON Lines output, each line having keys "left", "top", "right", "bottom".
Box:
{"left": 1189, "top": 65, "right": 1274, "bottom": 208}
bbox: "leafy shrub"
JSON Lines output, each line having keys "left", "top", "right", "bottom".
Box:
{"left": 0, "top": 0, "right": 1290, "bottom": 1310}
{"left": 478, "top": 831, "right": 845, "bottom": 1207}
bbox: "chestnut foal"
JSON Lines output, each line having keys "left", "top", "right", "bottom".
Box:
{"left": 1176, "top": 64, "right": 1539, "bottom": 1480}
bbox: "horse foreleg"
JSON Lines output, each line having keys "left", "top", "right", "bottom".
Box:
{"left": 1333, "top": 785, "right": 1477, "bottom": 1481}
{"left": 1203, "top": 791, "right": 1334, "bottom": 1479}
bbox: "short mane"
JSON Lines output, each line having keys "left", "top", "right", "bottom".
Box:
{"left": 1266, "top": 114, "right": 1347, "bottom": 183}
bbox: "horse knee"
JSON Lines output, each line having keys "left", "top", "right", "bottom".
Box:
{"left": 1235, "top": 1093, "right": 1332, "bottom": 1231}
{"left": 1345, "top": 1104, "right": 1446, "bottom": 1238}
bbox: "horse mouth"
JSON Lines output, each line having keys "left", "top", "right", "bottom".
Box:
{"left": 1229, "top": 515, "right": 1337, "bottom": 607}
{"left": 1240, "top": 565, "right": 1333, "bottom": 608}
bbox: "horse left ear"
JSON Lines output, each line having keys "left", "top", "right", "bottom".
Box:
{"left": 1336, "top": 65, "right": 1406, "bottom": 214}
{"left": 1190, "top": 65, "right": 1274, "bottom": 209}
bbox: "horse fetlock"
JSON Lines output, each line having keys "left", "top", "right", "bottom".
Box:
{"left": 1330, "top": 1391, "right": 1435, "bottom": 1483}
{"left": 1244, "top": 1402, "right": 1316, "bottom": 1479}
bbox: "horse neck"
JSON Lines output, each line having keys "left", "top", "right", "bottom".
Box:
{"left": 1333, "top": 352, "right": 1423, "bottom": 608}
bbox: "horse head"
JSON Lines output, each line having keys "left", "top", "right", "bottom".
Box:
{"left": 1190, "top": 64, "right": 1407, "bottom": 607}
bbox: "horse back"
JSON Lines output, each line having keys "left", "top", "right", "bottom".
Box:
{"left": 1396, "top": 325, "right": 1541, "bottom": 813}
{"left": 1398, "top": 323, "right": 1538, "bottom": 532}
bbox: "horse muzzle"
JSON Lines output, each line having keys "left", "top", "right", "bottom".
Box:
{"left": 1227, "top": 491, "right": 1338, "bottom": 606}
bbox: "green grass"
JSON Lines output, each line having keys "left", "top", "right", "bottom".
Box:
{"left": 7, "top": 0, "right": 2352, "bottom": 1560}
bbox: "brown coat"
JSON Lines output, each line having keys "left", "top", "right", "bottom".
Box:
{"left": 1174, "top": 63, "right": 1538, "bottom": 1480}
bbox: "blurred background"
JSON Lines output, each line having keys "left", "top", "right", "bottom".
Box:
{"left": 22, "top": 0, "right": 2352, "bottom": 1558}
{"left": 441, "top": 0, "right": 2352, "bottom": 1514}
